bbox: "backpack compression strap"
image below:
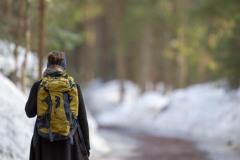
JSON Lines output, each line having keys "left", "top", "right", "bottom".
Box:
{"left": 44, "top": 95, "right": 54, "bottom": 142}
{"left": 63, "top": 92, "right": 74, "bottom": 144}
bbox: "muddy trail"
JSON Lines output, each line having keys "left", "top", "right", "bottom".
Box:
{"left": 97, "top": 126, "right": 209, "bottom": 160}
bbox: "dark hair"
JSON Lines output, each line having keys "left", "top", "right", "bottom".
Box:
{"left": 47, "top": 51, "right": 65, "bottom": 66}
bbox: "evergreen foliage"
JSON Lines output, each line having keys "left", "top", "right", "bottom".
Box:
{"left": 1, "top": 0, "right": 240, "bottom": 88}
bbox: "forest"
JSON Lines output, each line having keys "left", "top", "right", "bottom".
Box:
{"left": 1, "top": 1, "right": 240, "bottom": 160}
{"left": 1, "top": 0, "right": 240, "bottom": 91}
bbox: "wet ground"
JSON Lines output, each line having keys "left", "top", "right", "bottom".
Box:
{"left": 96, "top": 126, "right": 209, "bottom": 160}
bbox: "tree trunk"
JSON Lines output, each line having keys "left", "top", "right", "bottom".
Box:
{"left": 172, "top": 0, "right": 188, "bottom": 88}
{"left": 140, "top": 27, "right": 152, "bottom": 93}
{"left": 12, "top": 0, "right": 25, "bottom": 84}
{"left": 84, "top": 2, "right": 97, "bottom": 83}
{"left": 114, "top": 0, "right": 126, "bottom": 103}
{"left": 7, "top": 0, "right": 13, "bottom": 34}
{"left": 22, "top": 0, "right": 31, "bottom": 92}
{"left": 176, "top": 53, "right": 187, "bottom": 87}
{"left": 38, "top": 0, "right": 45, "bottom": 79}
{"left": 95, "top": 15, "right": 109, "bottom": 81}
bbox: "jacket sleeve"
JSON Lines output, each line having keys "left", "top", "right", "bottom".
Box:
{"left": 76, "top": 84, "right": 90, "bottom": 152}
{"left": 25, "top": 81, "right": 40, "bottom": 118}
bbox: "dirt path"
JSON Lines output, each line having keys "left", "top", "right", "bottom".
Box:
{"left": 97, "top": 126, "right": 209, "bottom": 160}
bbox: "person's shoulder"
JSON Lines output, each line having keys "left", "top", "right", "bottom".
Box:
{"left": 32, "top": 80, "right": 42, "bottom": 88}
{"left": 74, "top": 82, "right": 81, "bottom": 91}
{"left": 67, "top": 74, "right": 78, "bottom": 84}
{"left": 75, "top": 83, "right": 80, "bottom": 89}
{"left": 65, "top": 74, "right": 81, "bottom": 88}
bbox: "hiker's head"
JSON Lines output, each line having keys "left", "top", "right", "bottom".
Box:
{"left": 47, "top": 51, "right": 66, "bottom": 70}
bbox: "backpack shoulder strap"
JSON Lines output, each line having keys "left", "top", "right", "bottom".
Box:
{"left": 44, "top": 94, "right": 54, "bottom": 141}
{"left": 63, "top": 92, "right": 73, "bottom": 126}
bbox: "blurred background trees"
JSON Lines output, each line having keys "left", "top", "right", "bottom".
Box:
{"left": 0, "top": 0, "right": 240, "bottom": 90}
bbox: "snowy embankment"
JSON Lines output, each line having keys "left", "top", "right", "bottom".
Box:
{"left": 86, "top": 80, "right": 240, "bottom": 149}
{"left": 0, "top": 73, "right": 33, "bottom": 160}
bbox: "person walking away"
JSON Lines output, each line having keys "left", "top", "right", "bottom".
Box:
{"left": 25, "top": 51, "right": 90, "bottom": 160}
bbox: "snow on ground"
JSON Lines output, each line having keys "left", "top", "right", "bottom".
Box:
{"left": 86, "top": 80, "right": 240, "bottom": 151}
{"left": 0, "top": 73, "right": 33, "bottom": 160}
{"left": 87, "top": 111, "right": 110, "bottom": 159}
{"left": 153, "top": 84, "right": 240, "bottom": 142}
{"left": 85, "top": 79, "right": 140, "bottom": 115}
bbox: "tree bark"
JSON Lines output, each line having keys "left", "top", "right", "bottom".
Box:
{"left": 95, "top": 15, "right": 109, "bottom": 81}
{"left": 6, "top": 0, "right": 12, "bottom": 18}
{"left": 22, "top": 0, "right": 31, "bottom": 92}
{"left": 84, "top": 1, "right": 97, "bottom": 83}
{"left": 172, "top": 0, "right": 188, "bottom": 88}
{"left": 140, "top": 27, "right": 152, "bottom": 93}
{"left": 115, "top": 0, "right": 126, "bottom": 103}
{"left": 12, "top": 0, "right": 25, "bottom": 84}
{"left": 7, "top": 0, "right": 13, "bottom": 34}
{"left": 38, "top": 0, "right": 45, "bottom": 79}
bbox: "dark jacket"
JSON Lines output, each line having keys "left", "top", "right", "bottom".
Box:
{"left": 25, "top": 81, "right": 90, "bottom": 160}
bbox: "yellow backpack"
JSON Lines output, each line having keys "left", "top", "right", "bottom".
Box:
{"left": 36, "top": 74, "right": 79, "bottom": 143}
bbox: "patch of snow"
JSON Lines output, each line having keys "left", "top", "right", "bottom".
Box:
{"left": 87, "top": 80, "right": 240, "bottom": 149}
{"left": 0, "top": 73, "right": 34, "bottom": 160}
{"left": 85, "top": 80, "right": 140, "bottom": 114}
{"left": 87, "top": 110, "right": 110, "bottom": 158}
{"left": 0, "top": 40, "right": 39, "bottom": 79}
{"left": 97, "top": 90, "right": 169, "bottom": 127}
